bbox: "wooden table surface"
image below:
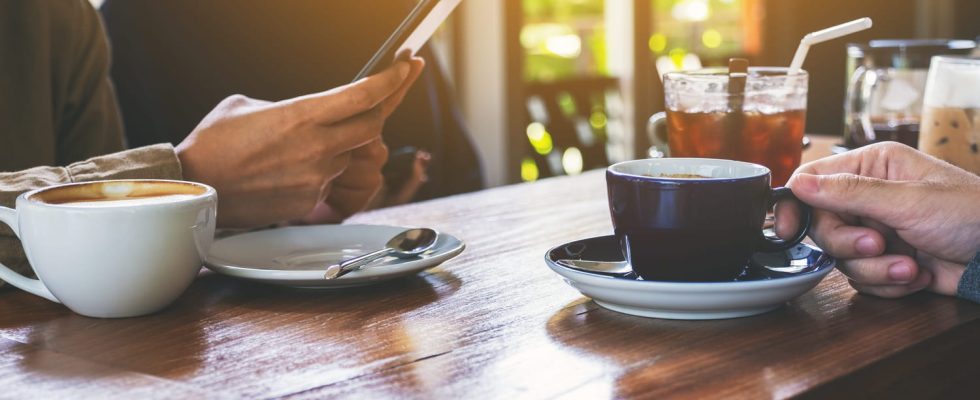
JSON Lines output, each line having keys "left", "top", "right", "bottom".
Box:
{"left": 2, "top": 136, "right": 979, "bottom": 399}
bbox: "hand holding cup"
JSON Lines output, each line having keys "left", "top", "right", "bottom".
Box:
{"left": 776, "top": 142, "right": 980, "bottom": 298}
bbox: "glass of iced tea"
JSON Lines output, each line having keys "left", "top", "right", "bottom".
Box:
{"left": 919, "top": 56, "right": 980, "bottom": 175}
{"left": 647, "top": 67, "right": 808, "bottom": 186}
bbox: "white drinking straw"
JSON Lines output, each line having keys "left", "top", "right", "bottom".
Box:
{"left": 788, "top": 17, "right": 874, "bottom": 74}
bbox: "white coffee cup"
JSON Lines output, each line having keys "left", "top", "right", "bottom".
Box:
{"left": 0, "top": 180, "right": 217, "bottom": 318}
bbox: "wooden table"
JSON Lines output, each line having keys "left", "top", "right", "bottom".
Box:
{"left": 2, "top": 136, "right": 979, "bottom": 398}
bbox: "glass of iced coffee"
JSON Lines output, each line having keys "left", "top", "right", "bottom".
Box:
{"left": 919, "top": 56, "right": 980, "bottom": 175}
{"left": 844, "top": 40, "right": 976, "bottom": 149}
{"left": 648, "top": 68, "right": 808, "bottom": 186}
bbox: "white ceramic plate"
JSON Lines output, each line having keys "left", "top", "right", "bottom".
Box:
{"left": 545, "top": 236, "right": 835, "bottom": 320}
{"left": 206, "top": 225, "right": 465, "bottom": 289}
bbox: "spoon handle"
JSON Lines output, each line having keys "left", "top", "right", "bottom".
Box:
{"left": 324, "top": 248, "right": 395, "bottom": 279}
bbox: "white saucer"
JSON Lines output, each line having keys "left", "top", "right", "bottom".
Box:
{"left": 206, "top": 225, "right": 465, "bottom": 289}
{"left": 545, "top": 236, "right": 835, "bottom": 320}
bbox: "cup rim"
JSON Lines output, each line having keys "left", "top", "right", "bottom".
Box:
{"left": 663, "top": 66, "right": 808, "bottom": 82}
{"left": 21, "top": 179, "right": 216, "bottom": 210}
{"left": 607, "top": 158, "right": 771, "bottom": 183}
{"left": 930, "top": 55, "right": 980, "bottom": 65}
{"left": 849, "top": 39, "right": 976, "bottom": 51}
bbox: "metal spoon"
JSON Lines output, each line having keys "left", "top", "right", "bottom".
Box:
{"left": 324, "top": 228, "right": 439, "bottom": 279}
{"left": 557, "top": 259, "right": 632, "bottom": 277}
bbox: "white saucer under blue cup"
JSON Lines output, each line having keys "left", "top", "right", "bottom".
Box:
{"left": 545, "top": 236, "right": 835, "bottom": 320}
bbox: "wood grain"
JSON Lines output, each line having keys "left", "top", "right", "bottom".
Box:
{"left": 0, "top": 135, "right": 978, "bottom": 398}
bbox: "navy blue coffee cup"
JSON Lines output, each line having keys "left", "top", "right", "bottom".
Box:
{"left": 606, "top": 158, "right": 811, "bottom": 282}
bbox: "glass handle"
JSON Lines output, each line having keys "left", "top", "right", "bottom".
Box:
{"left": 647, "top": 112, "right": 669, "bottom": 158}
{"left": 858, "top": 69, "right": 882, "bottom": 142}
{"left": 845, "top": 66, "right": 881, "bottom": 145}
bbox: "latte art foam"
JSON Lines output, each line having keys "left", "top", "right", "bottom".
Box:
{"left": 30, "top": 180, "right": 208, "bottom": 207}
{"left": 52, "top": 194, "right": 200, "bottom": 207}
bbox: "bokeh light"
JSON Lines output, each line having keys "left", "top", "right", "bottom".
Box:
{"left": 589, "top": 110, "right": 608, "bottom": 130}
{"left": 521, "top": 158, "right": 540, "bottom": 182}
{"left": 526, "top": 122, "right": 555, "bottom": 155}
{"left": 648, "top": 33, "right": 668, "bottom": 53}
{"left": 557, "top": 92, "right": 577, "bottom": 116}
{"left": 668, "top": 48, "right": 687, "bottom": 69}
{"left": 545, "top": 34, "right": 583, "bottom": 58}
{"left": 701, "top": 29, "right": 723, "bottom": 49}
{"left": 671, "top": 0, "right": 710, "bottom": 22}
{"left": 562, "top": 147, "right": 584, "bottom": 175}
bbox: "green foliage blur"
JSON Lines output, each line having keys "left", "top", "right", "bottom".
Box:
{"left": 521, "top": 0, "right": 748, "bottom": 81}
{"left": 650, "top": 0, "right": 746, "bottom": 63}
{"left": 522, "top": 0, "right": 609, "bottom": 82}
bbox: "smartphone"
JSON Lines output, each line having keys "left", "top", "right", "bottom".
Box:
{"left": 353, "top": 0, "right": 463, "bottom": 82}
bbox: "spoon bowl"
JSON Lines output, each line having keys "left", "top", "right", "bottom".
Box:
{"left": 388, "top": 228, "right": 439, "bottom": 257}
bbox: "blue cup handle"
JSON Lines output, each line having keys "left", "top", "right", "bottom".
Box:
{"left": 758, "top": 187, "right": 811, "bottom": 253}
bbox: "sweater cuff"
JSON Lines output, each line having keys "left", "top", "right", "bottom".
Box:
{"left": 66, "top": 143, "right": 183, "bottom": 182}
{"left": 956, "top": 252, "right": 980, "bottom": 303}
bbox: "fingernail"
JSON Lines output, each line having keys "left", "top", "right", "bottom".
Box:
{"left": 793, "top": 174, "right": 819, "bottom": 195}
{"left": 856, "top": 236, "right": 879, "bottom": 256}
{"left": 888, "top": 262, "right": 913, "bottom": 283}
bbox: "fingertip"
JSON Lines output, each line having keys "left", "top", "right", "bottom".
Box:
{"left": 415, "top": 150, "right": 432, "bottom": 161}
{"left": 397, "top": 61, "right": 411, "bottom": 80}
{"left": 887, "top": 261, "right": 914, "bottom": 283}
{"left": 856, "top": 235, "right": 884, "bottom": 257}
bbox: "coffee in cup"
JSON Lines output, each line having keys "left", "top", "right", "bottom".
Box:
{"left": 606, "top": 158, "right": 811, "bottom": 282}
{"left": 0, "top": 180, "right": 217, "bottom": 318}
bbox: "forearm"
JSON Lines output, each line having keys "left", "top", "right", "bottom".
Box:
{"left": 0, "top": 144, "right": 181, "bottom": 208}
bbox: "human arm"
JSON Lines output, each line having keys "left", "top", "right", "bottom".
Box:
{"left": 175, "top": 59, "right": 425, "bottom": 228}
{"left": 1, "top": 57, "right": 422, "bottom": 229}
{"left": 0, "top": 55, "right": 421, "bottom": 274}
{"left": 775, "top": 142, "right": 980, "bottom": 299}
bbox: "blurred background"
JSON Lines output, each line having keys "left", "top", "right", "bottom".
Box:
{"left": 90, "top": 0, "right": 980, "bottom": 192}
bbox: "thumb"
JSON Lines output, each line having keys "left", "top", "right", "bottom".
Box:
{"left": 790, "top": 173, "right": 926, "bottom": 226}
{"left": 917, "top": 253, "right": 966, "bottom": 296}
{"left": 284, "top": 62, "right": 411, "bottom": 124}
